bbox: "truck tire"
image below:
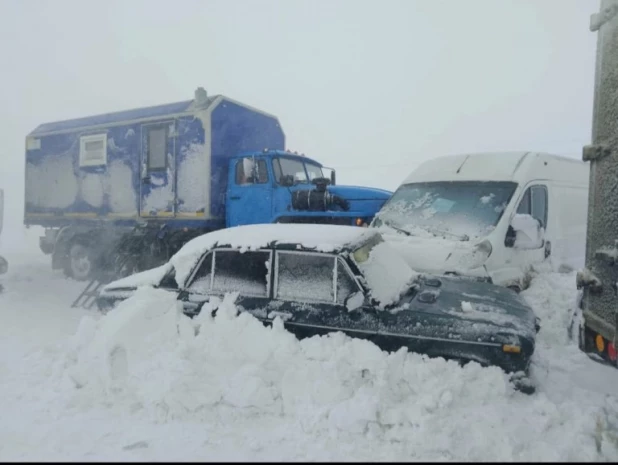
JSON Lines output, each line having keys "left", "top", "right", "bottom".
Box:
{"left": 64, "top": 241, "right": 96, "bottom": 281}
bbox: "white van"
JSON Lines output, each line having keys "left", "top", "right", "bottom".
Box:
{"left": 372, "top": 152, "right": 589, "bottom": 291}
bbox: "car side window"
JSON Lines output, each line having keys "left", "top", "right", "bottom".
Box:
{"left": 516, "top": 185, "right": 548, "bottom": 228}
{"left": 186, "top": 252, "right": 213, "bottom": 294}
{"left": 212, "top": 250, "right": 271, "bottom": 296}
{"left": 235, "top": 158, "right": 268, "bottom": 185}
{"left": 276, "top": 252, "right": 335, "bottom": 303}
{"left": 336, "top": 259, "right": 360, "bottom": 305}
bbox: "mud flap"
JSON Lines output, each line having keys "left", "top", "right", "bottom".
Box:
{"left": 567, "top": 290, "right": 584, "bottom": 347}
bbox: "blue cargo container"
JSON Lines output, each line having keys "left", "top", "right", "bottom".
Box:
{"left": 25, "top": 88, "right": 391, "bottom": 281}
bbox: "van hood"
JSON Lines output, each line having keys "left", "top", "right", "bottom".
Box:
{"left": 328, "top": 185, "right": 392, "bottom": 201}
{"left": 379, "top": 230, "right": 491, "bottom": 276}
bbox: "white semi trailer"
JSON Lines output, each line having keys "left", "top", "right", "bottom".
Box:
{"left": 0, "top": 188, "right": 7, "bottom": 289}
{"left": 575, "top": 0, "right": 618, "bottom": 366}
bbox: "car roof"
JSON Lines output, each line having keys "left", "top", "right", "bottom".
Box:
{"left": 170, "top": 223, "right": 379, "bottom": 286}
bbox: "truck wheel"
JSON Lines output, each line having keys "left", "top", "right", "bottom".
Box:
{"left": 65, "top": 242, "right": 95, "bottom": 281}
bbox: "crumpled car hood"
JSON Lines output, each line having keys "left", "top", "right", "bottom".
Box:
{"left": 380, "top": 232, "right": 486, "bottom": 274}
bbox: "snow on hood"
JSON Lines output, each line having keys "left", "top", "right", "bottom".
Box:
{"left": 377, "top": 228, "right": 489, "bottom": 275}
{"left": 170, "top": 224, "right": 376, "bottom": 287}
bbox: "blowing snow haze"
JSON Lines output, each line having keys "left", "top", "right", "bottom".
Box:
{"left": 0, "top": 0, "right": 598, "bottom": 247}
{"left": 4, "top": 1, "right": 618, "bottom": 461}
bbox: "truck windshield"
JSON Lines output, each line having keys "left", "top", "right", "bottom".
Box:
{"left": 304, "top": 163, "right": 324, "bottom": 181}
{"left": 274, "top": 157, "right": 324, "bottom": 184}
{"left": 374, "top": 181, "right": 518, "bottom": 241}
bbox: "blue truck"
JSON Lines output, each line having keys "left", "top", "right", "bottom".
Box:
{"left": 24, "top": 87, "right": 392, "bottom": 283}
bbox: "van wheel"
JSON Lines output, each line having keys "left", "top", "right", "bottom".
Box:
{"left": 65, "top": 242, "right": 96, "bottom": 281}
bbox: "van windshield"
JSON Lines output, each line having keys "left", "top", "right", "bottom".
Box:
{"left": 373, "top": 181, "right": 518, "bottom": 241}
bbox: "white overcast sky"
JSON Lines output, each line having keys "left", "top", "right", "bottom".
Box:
{"left": 0, "top": 0, "right": 601, "bottom": 238}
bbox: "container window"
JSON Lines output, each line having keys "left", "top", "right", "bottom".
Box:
{"left": 79, "top": 134, "right": 107, "bottom": 167}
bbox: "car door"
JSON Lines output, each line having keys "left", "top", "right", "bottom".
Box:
{"left": 180, "top": 248, "right": 273, "bottom": 317}
{"left": 225, "top": 156, "right": 273, "bottom": 227}
{"left": 270, "top": 250, "right": 380, "bottom": 342}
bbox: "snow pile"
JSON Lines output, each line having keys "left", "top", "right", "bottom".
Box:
{"left": 60, "top": 283, "right": 618, "bottom": 461}
{"left": 511, "top": 213, "right": 544, "bottom": 249}
{"left": 356, "top": 241, "right": 418, "bottom": 308}
{"left": 100, "top": 263, "right": 172, "bottom": 291}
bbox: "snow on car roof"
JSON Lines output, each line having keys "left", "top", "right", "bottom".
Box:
{"left": 170, "top": 223, "right": 378, "bottom": 287}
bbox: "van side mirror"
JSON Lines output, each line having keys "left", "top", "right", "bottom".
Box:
{"left": 330, "top": 170, "right": 336, "bottom": 186}
{"left": 508, "top": 214, "right": 544, "bottom": 249}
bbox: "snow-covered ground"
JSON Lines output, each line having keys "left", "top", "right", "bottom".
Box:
{"left": 1, "top": 231, "right": 618, "bottom": 461}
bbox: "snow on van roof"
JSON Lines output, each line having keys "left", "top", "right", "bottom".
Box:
{"left": 170, "top": 223, "right": 377, "bottom": 286}
{"left": 404, "top": 152, "right": 529, "bottom": 184}
{"left": 403, "top": 151, "right": 588, "bottom": 185}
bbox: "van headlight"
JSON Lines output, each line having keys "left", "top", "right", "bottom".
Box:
{"left": 454, "top": 240, "right": 492, "bottom": 270}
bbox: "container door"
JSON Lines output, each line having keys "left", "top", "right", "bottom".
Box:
{"left": 140, "top": 122, "right": 176, "bottom": 218}
{"left": 226, "top": 156, "right": 272, "bottom": 226}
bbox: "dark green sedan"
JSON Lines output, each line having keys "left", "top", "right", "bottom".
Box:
{"left": 97, "top": 224, "right": 539, "bottom": 391}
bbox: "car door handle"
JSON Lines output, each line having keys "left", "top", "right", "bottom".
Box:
{"left": 229, "top": 196, "right": 241, "bottom": 200}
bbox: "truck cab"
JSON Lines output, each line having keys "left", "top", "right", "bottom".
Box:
{"left": 226, "top": 150, "right": 392, "bottom": 227}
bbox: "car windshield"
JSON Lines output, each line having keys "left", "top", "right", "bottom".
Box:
{"left": 275, "top": 157, "right": 324, "bottom": 184}
{"left": 374, "top": 181, "right": 517, "bottom": 241}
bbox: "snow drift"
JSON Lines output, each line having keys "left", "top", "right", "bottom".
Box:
{"left": 61, "top": 276, "right": 618, "bottom": 461}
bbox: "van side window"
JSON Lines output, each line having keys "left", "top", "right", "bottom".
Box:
{"left": 531, "top": 186, "right": 548, "bottom": 228}
{"left": 517, "top": 185, "right": 548, "bottom": 228}
{"left": 516, "top": 189, "right": 531, "bottom": 215}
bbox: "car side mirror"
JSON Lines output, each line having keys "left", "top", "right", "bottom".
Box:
{"left": 508, "top": 214, "right": 544, "bottom": 249}
{"left": 344, "top": 291, "right": 364, "bottom": 311}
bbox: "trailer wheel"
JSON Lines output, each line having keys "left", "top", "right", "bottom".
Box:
{"left": 65, "top": 242, "right": 96, "bottom": 281}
